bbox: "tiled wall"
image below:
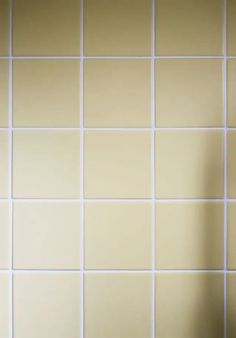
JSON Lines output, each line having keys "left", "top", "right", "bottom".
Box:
{"left": 0, "top": 0, "right": 236, "bottom": 337}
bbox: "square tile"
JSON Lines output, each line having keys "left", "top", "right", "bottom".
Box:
{"left": 13, "top": 131, "right": 80, "bottom": 198}
{"left": 227, "top": 203, "right": 236, "bottom": 269}
{"left": 0, "top": 274, "right": 10, "bottom": 338}
{"left": 13, "top": 202, "right": 80, "bottom": 269}
{"left": 156, "top": 273, "right": 224, "bottom": 338}
{"left": 156, "top": 0, "right": 223, "bottom": 55}
{"left": 84, "top": 60, "right": 151, "bottom": 127}
{"left": 13, "top": 60, "right": 80, "bottom": 127}
{"left": 228, "top": 131, "right": 236, "bottom": 198}
{"left": 0, "top": 60, "right": 9, "bottom": 127}
{"left": 228, "top": 60, "right": 236, "bottom": 127}
{"left": 85, "top": 273, "right": 152, "bottom": 338}
{"left": 14, "top": 273, "right": 80, "bottom": 338}
{"left": 156, "top": 202, "right": 224, "bottom": 269}
{"left": 156, "top": 131, "right": 224, "bottom": 198}
{"left": 227, "top": 0, "right": 236, "bottom": 55}
{"left": 156, "top": 59, "right": 223, "bottom": 127}
{"left": 0, "top": 131, "right": 9, "bottom": 198}
{"left": 0, "top": 203, "right": 9, "bottom": 269}
{"left": 84, "top": 0, "right": 152, "bottom": 56}
{"left": 227, "top": 274, "right": 236, "bottom": 338}
{"left": 85, "top": 202, "right": 152, "bottom": 269}
{"left": 0, "top": 0, "right": 9, "bottom": 56}
{"left": 13, "top": 0, "right": 80, "bottom": 56}
{"left": 84, "top": 132, "right": 151, "bottom": 198}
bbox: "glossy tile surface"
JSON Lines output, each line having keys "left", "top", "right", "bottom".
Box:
{"left": 0, "top": 131, "right": 9, "bottom": 198}
{"left": 0, "top": 203, "right": 9, "bottom": 269}
{"left": 0, "top": 274, "right": 9, "bottom": 338}
{"left": 0, "top": 60, "right": 9, "bottom": 127}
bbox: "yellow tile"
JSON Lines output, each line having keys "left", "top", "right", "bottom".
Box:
{"left": 156, "top": 273, "right": 224, "bottom": 338}
{"left": 156, "top": 59, "right": 223, "bottom": 127}
{"left": 14, "top": 273, "right": 80, "bottom": 338}
{"left": 13, "top": 0, "right": 80, "bottom": 56}
{"left": 13, "top": 60, "right": 80, "bottom": 127}
{"left": 0, "top": 203, "right": 9, "bottom": 269}
{"left": 156, "top": 131, "right": 224, "bottom": 198}
{"left": 84, "top": 132, "right": 151, "bottom": 198}
{"left": 84, "top": 0, "right": 152, "bottom": 56}
{"left": 156, "top": 202, "right": 224, "bottom": 270}
{"left": 228, "top": 0, "right": 236, "bottom": 55}
{"left": 228, "top": 203, "right": 236, "bottom": 269}
{"left": 85, "top": 274, "right": 152, "bottom": 338}
{"left": 227, "top": 274, "right": 236, "bottom": 338}
{"left": 84, "top": 60, "right": 151, "bottom": 127}
{"left": 0, "top": 274, "right": 9, "bottom": 338}
{"left": 85, "top": 203, "right": 152, "bottom": 269}
{"left": 0, "top": 131, "right": 9, "bottom": 198}
{"left": 13, "top": 202, "right": 80, "bottom": 269}
{"left": 13, "top": 131, "right": 80, "bottom": 198}
{"left": 228, "top": 132, "right": 236, "bottom": 198}
{"left": 0, "top": 0, "right": 9, "bottom": 56}
{"left": 228, "top": 60, "right": 236, "bottom": 126}
{"left": 0, "top": 60, "right": 9, "bottom": 127}
{"left": 156, "top": 0, "right": 223, "bottom": 55}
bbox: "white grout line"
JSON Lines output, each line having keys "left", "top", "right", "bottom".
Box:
{"left": 0, "top": 269, "right": 231, "bottom": 273}
{"left": 0, "top": 127, "right": 234, "bottom": 131}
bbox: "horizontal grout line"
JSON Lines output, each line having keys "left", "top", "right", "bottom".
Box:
{"left": 0, "top": 127, "right": 236, "bottom": 131}
{"left": 0, "top": 56, "right": 236, "bottom": 60}
{"left": 0, "top": 198, "right": 235, "bottom": 202}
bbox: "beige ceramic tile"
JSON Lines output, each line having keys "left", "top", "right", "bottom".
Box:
{"left": 84, "top": 60, "right": 151, "bottom": 127}
{"left": 0, "top": 203, "right": 9, "bottom": 269}
{"left": 0, "top": 60, "right": 9, "bottom": 127}
{"left": 84, "top": 0, "right": 152, "bottom": 56}
{"left": 85, "top": 274, "right": 152, "bottom": 338}
{"left": 0, "top": 131, "right": 9, "bottom": 198}
{"left": 156, "top": 202, "right": 224, "bottom": 269}
{"left": 85, "top": 203, "right": 152, "bottom": 269}
{"left": 227, "top": 274, "right": 236, "bottom": 338}
{"left": 13, "top": 131, "right": 80, "bottom": 198}
{"left": 156, "top": 273, "right": 224, "bottom": 338}
{"left": 156, "top": 0, "right": 223, "bottom": 55}
{"left": 13, "top": 202, "right": 80, "bottom": 269}
{"left": 156, "top": 131, "right": 224, "bottom": 198}
{"left": 13, "top": 0, "right": 80, "bottom": 56}
{"left": 0, "top": 274, "right": 9, "bottom": 338}
{"left": 228, "top": 132, "right": 236, "bottom": 198}
{"left": 13, "top": 60, "right": 80, "bottom": 127}
{"left": 228, "top": 0, "right": 236, "bottom": 55}
{"left": 227, "top": 203, "right": 236, "bottom": 269}
{"left": 0, "top": 0, "right": 9, "bottom": 56}
{"left": 14, "top": 273, "right": 80, "bottom": 338}
{"left": 84, "top": 132, "right": 151, "bottom": 198}
{"left": 228, "top": 60, "right": 236, "bottom": 127}
{"left": 156, "top": 59, "right": 223, "bottom": 127}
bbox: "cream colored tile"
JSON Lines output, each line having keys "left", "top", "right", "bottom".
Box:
{"left": 0, "top": 203, "right": 9, "bottom": 269}
{"left": 0, "top": 0, "right": 9, "bottom": 56}
{"left": 13, "top": 131, "right": 80, "bottom": 198}
{"left": 0, "top": 60, "right": 9, "bottom": 127}
{"left": 156, "top": 131, "right": 224, "bottom": 198}
{"left": 0, "top": 274, "right": 10, "bottom": 338}
{"left": 85, "top": 274, "right": 152, "bottom": 338}
{"left": 0, "top": 131, "right": 9, "bottom": 198}
{"left": 156, "top": 0, "right": 223, "bottom": 55}
{"left": 227, "top": 203, "right": 236, "bottom": 269}
{"left": 84, "top": 132, "right": 151, "bottom": 198}
{"left": 227, "top": 274, "right": 236, "bottom": 338}
{"left": 85, "top": 203, "right": 152, "bottom": 269}
{"left": 13, "top": 0, "right": 80, "bottom": 56}
{"left": 13, "top": 202, "right": 80, "bottom": 269}
{"left": 156, "top": 202, "right": 224, "bottom": 270}
{"left": 228, "top": 60, "right": 236, "bottom": 127}
{"left": 84, "top": 60, "right": 151, "bottom": 127}
{"left": 228, "top": 132, "right": 236, "bottom": 198}
{"left": 228, "top": 0, "right": 236, "bottom": 55}
{"left": 13, "top": 60, "right": 80, "bottom": 127}
{"left": 156, "top": 273, "right": 224, "bottom": 338}
{"left": 14, "top": 273, "right": 80, "bottom": 338}
{"left": 84, "top": 0, "right": 152, "bottom": 56}
{"left": 156, "top": 59, "right": 223, "bottom": 127}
